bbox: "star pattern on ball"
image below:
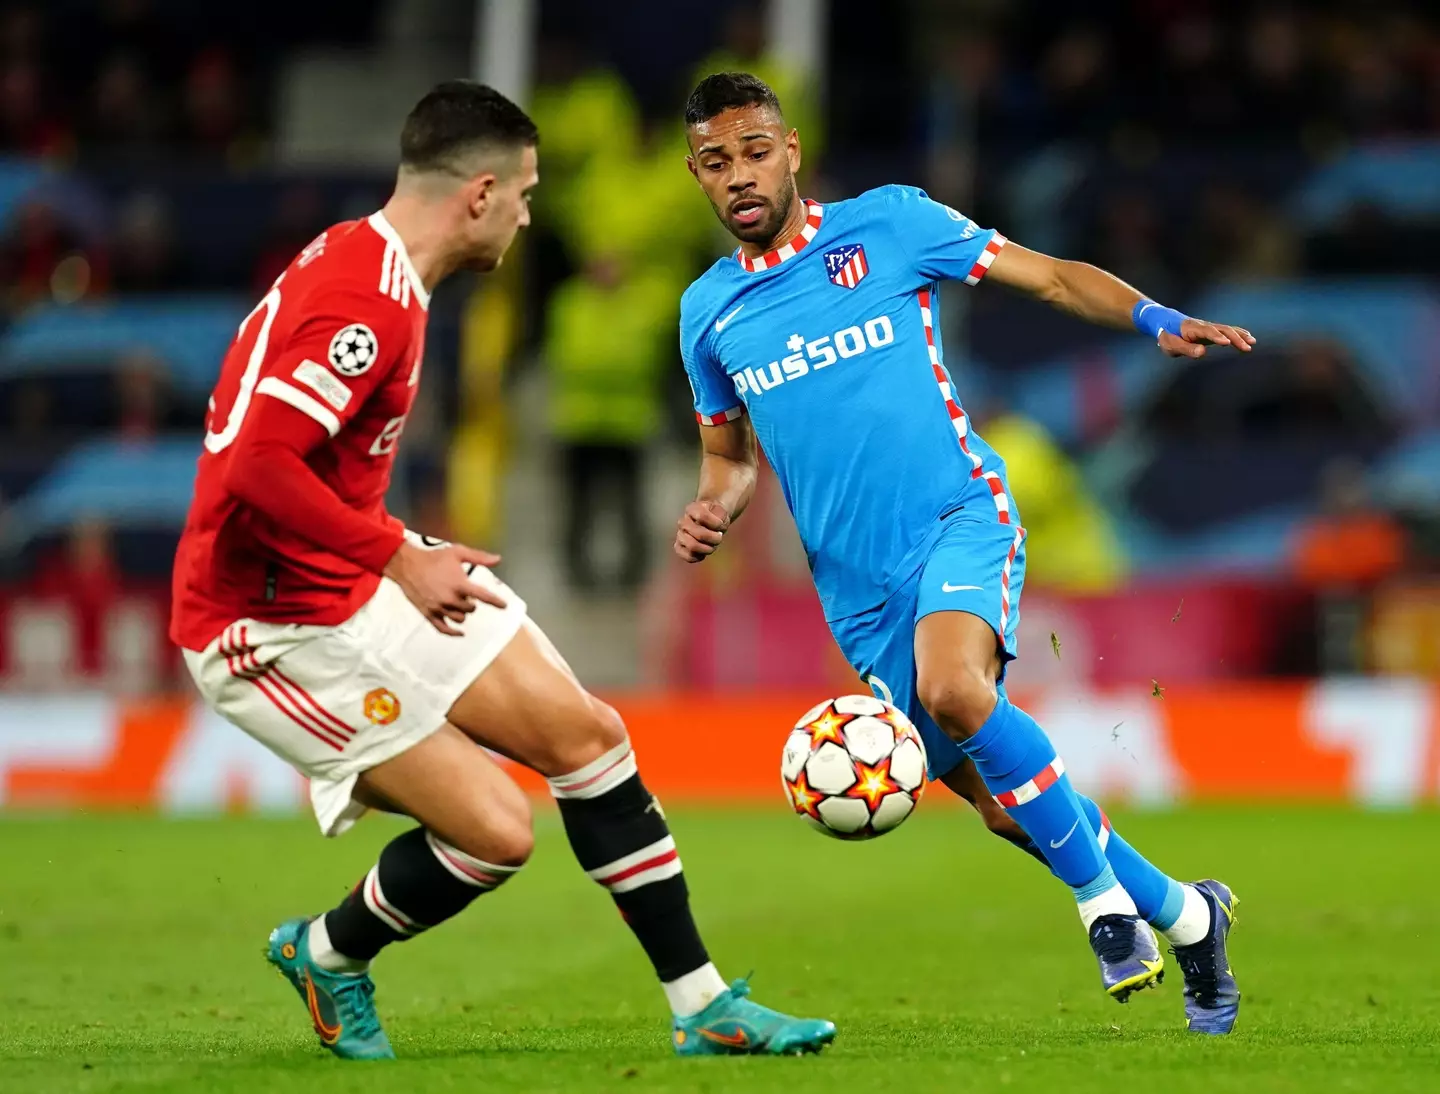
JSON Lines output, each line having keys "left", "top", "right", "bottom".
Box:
{"left": 808, "top": 706, "right": 851, "bottom": 747}
{"left": 847, "top": 759, "right": 894, "bottom": 812}
{"left": 786, "top": 771, "right": 825, "bottom": 820}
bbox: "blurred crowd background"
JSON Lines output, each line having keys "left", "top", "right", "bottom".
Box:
{"left": 0, "top": 0, "right": 1436, "bottom": 696}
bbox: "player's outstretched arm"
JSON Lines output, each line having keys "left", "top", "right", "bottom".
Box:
{"left": 675, "top": 416, "right": 758, "bottom": 563}
{"left": 985, "top": 242, "right": 1256, "bottom": 359}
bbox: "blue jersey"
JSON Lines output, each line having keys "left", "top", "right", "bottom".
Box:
{"left": 680, "top": 184, "right": 1014, "bottom": 622}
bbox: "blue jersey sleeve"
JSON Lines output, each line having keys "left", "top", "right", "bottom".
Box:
{"left": 680, "top": 287, "right": 744, "bottom": 425}
{"left": 880, "top": 184, "right": 1006, "bottom": 286}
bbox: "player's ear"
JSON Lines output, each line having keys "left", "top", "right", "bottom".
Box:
{"left": 685, "top": 155, "right": 699, "bottom": 182}
{"left": 467, "top": 173, "right": 497, "bottom": 218}
{"left": 786, "top": 128, "right": 801, "bottom": 175}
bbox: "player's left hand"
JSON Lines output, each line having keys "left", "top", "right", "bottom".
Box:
{"left": 1158, "top": 319, "right": 1257, "bottom": 359}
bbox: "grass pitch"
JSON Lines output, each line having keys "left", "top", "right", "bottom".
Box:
{"left": 2, "top": 804, "right": 1437, "bottom": 1093}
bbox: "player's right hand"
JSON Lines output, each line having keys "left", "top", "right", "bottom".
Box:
{"left": 384, "top": 541, "right": 506, "bottom": 636}
{"left": 674, "top": 500, "right": 731, "bottom": 563}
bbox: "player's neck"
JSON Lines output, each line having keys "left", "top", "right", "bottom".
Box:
{"left": 737, "top": 197, "right": 808, "bottom": 261}
{"left": 377, "top": 197, "right": 458, "bottom": 292}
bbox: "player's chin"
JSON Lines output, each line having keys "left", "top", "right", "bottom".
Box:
{"left": 727, "top": 210, "right": 778, "bottom": 242}
{"left": 464, "top": 252, "right": 502, "bottom": 273}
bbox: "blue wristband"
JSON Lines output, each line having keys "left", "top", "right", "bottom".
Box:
{"left": 1132, "top": 299, "right": 1187, "bottom": 340}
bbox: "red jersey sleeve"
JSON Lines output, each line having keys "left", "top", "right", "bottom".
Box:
{"left": 219, "top": 286, "right": 414, "bottom": 575}
{"left": 252, "top": 287, "right": 412, "bottom": 440}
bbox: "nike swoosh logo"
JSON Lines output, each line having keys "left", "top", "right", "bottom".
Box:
{"left": 698, "top": 1025, "right": 751, "bottom": 1048}
{"left": 941, "top": 583, "right": 983, "bottom": 593}
{"left": 714, "top": 304, "right": 745, "bottom": 333}
{"left": 1050, "top": 819, "right": 1080, "bottom": 849}
{"left": 303, "top": 973, "right": 343, "bottom": 1045}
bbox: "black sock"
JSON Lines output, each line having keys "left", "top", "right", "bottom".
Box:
{"left": 323, "top": 827, "right": 521, "bottom": 962}
{"left": 550, "top": 743, "right": 710, "bottom": 982}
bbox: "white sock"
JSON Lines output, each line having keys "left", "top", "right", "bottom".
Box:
{"left": 306, "top": 915, "right": 369, "bottom": 975}
{"left": 1160, "top": 884, "right": 1213, "bottom": 947}
{"left": 1076, "top": 883, "right": 1139, "bottom": 932}
{"left": 662, "top": 962, "right": 728, "bottom": 1018}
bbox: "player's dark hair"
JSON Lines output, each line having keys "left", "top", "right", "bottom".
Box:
{"left": 400, "top": 80, "right": 538, "bottom": 174}
{"left": 684, "top": 72, "right": 783, "bottom": 127}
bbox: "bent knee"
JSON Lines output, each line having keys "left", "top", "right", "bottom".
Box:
{"left": 917, "top": 668, "right": 998, "bottom": 741}
{"left": 539, "top": 698, "right": 630, "bottom": 778}
{"left": 481, "top": 797, "right": 535, "bottom": 868}
{"left": 450, "top": 781, "right": 534, "bottom": 868}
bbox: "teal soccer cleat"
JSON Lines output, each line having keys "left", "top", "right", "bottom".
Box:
{"left": 672, "top": 977, "right": 836, "bottom": 1056}
{"left": 265, "top": 917, "right": 394, "bottom": 1061}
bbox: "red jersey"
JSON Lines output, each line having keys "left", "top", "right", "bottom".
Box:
{"left": 171, "top": 213, "right": 428, "bottom": 650}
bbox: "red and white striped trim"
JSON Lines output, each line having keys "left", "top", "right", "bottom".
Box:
{"left": 548, "top": 740, "right": 638, "bottom": 800}
{"left": 696, "top": 405, "right": 745, "bottom": 426}
{"left": 994, "top": 757, "right": 1065, "bottom": 809}
{"left": 736, "top": 200, "right": 824, "bottom": 272}
{"left": 917, "top": 289, "right": 1015, "bottom": 527}
{"left": 587, "top": 835, "right": 682, "bottom": 894}
{"left": 362, "top": 865, "right": 423, "bottom": 935}
{"left": 222, "top": 625, "right": 357, "bottom": 753}
{"left": 256, "top": 376, "right": 341, "bottom": 437}
{"left": 1097, "top": 809, "right": 1112, "bottom": 853}
{"left": 964, "top": 233, "right": 1007, "bottom": 286}
{"left": 998, "top": 525, "right": 1025, "bottom": 638}
{"left": 425, "top": 831, "right": 519, "bottom": 889}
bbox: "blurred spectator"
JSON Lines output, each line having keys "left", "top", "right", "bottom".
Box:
{"left": 1186, "top": 182, "right": 1298, "bottom": 288}
{"left": 7, "top": 379, "right": 51, "bottom": 443}
{"left": 1241, "top": 9, "right": 1316, "bottom": 140}
{"left": 32, "top": 516, "right": 121, "bottom": 609}
{"left": 978, "top": 409, "right": 1125, "bottom": 594}
{"left": 1291, "top": 458, "right": 1407, "bottom": 590}
{"left": 545, "top": 252, "right": 675, "bottom": 591}
{"left": 0, "top": 198, "right": 106, "bottom": 310}
{"left": 1037, "top": 24, "right": 1115, "bottom": 141}
{"left": 183, "top": 48, "right": 254, "bottom": 164}
{"left": 252, "top": 185, "right": 326, "bottom": 293}
{"left": 0, "top": 4, "right": 41, "bottom": 66}
{"left": 0, "top": 60, "right": 68, "bottom": 158}
{"left": 110, "top": 191, "right": 183, "bottom": 293}
{"left": 1093, "top": 190, "right": 1174, "bottom": 304}
{"left": 1291, "top": 457, "right": 1409, "bottom": 675}
{"left": 83, "top": 53, "right": 169, "bottom": 163}
{"left": 114, "top": 352, "right": 175, "bottom": 440}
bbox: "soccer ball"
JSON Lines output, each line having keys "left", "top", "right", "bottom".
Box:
{"left": 781, "top": 695, "right": 927, "bottom": 840}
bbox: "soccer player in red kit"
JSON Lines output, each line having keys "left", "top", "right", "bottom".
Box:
{"left": 171, "top": 81, "right": 834, "bottom": 1061}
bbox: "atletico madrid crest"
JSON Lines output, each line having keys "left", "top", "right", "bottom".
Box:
{"left": 823, "top": 243, "right": 869, "bottom": 289}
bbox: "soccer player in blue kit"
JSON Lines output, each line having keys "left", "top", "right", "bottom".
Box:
{"left": 674, "top": 73, "right": 1255, "bottom": 1034}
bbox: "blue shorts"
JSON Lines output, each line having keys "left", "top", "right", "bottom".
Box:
{"left": 828, "top": 509, "right": 1027, "bottom": 781}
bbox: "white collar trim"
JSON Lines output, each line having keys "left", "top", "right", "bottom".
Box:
{"left": 367, "top": 211, "right": 431, "bottom": 309}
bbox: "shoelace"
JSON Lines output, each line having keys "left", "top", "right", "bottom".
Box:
{"left": 1169, "top": 944, "right": 1222, "bottom": 1007}
{"left": 1089, "top": 916, "right": 1141, "bottom": 964}
{"left": 330, "top": 976, "right": 382, "bottom": 1040}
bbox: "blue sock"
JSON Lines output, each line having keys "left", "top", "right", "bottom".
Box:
{"left": 959, "top": 697, "right": 1109, "bottom": 891}
{"left": 1073, "top": 796, "right": 1186, "bottom": 928}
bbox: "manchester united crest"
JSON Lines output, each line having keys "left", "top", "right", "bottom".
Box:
{"left": 363, "top": 687, "right": 401, "bottom": 725}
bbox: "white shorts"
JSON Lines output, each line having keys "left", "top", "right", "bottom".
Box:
{"left": 183, "top": 540, "right": 527, "bottom": 837}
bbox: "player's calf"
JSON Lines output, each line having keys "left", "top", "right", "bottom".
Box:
{"left": 304, "top": 724, "right": 533, "bottom": 973}
{"left": 548, "top": 729, "right": 729, "bottom": 1016}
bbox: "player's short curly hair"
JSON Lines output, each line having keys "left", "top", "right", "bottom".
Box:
{"left": 400, "top": 80, "right": 538, "bottom": 174}
{"left": 684, "top": 72, "right": 783, "bottom": 127}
